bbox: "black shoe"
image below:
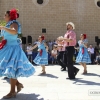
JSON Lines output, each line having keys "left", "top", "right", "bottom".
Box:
{"left": 75, "top": 69, "right": 79, "bottom": 76}
{"left": 66, "top": 77, "right": 75, "bottom": 80}
{"left": 4, "top": 77, "right": 9, "bottom": 79}
{"left": 61, "top": 69, "right": 66, "bottom": 71}
{"left": 61, "top": 67, "right": 63, "bottom": 70}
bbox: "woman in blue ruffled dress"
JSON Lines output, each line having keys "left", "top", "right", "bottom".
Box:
{"left": 27, "top": 35, "right": 48, "bottom": 74}
{"left": 76, "top": 34, "right": 91, "bottom": 74}
{"left": 0, "top": 9, "right": 35, "bottom": 99}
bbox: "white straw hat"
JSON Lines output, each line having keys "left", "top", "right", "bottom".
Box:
{"left": 58, "top": 36, "right": 64, "bottom": 40}
{"left": 66, "top": 22, "right": 75, "bottom": 29}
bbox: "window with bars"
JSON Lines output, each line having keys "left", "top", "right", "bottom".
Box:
{"left": 97, "top": 1, "right": 100, "bottom": 7}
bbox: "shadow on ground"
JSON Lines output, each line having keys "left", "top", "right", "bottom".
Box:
{"left": 83, "top": 73, "right": 100, "bottom": 77}
{"left": 2, "top": 77, "right": 10, "bottom": 84}
{"left": 38, "top": 73, "right": 58, "bottom": 79}
{"left": 0, "top": 93, "right": 44, "bottom": 100}
{"left": 72, "top": 78, "right": 100, "bottom": 86}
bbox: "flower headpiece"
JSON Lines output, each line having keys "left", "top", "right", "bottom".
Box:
{"left": 10, "top": 9, "right": 18, "bottom": 20}
{"left": 81, "top": 34, "right": 87, "bottom": 39}
{"left": 41, "top": 35, "right": 45, "bottom": 40}
{"left": 83, "top": 34, "right": 86, "bottom": 39}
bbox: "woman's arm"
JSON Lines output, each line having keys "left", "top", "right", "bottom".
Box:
{"left": 83, "top": 42, "right": 88, "bottom": 48}
{"left": 30, "top": 44, "right": 38, "bottom": 51}
{"left": 0, "top": 23, "right": 18, "bottom": 35}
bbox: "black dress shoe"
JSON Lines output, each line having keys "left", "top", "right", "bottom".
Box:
{"left": 75, "top": 69, "right": 79, "bottom": 76}
{"left": 4, "top": 77, "right": 9, "bottom": 79}
{"left": 61, "top": 67, "right": 63, "bottom": 70}
{"left": 61, "top": 69, "right": 66, "bottom": 71}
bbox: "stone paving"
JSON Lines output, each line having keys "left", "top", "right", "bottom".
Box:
{"left": 0, "top": 65, "right": 100, "bottom": 100}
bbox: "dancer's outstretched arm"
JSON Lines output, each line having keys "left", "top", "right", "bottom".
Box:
{"left": 30, "top": 44, "right": 38, "bottom": 50}
{"left": 27, "top": 44, "right": 38, "bottom": 52}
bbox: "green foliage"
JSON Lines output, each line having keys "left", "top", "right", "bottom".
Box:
{"left": 0, "top": 37, "right": 2, "bottom": 41}
{"left": 18, "top": 33, "right": 22, "bottom": 38}
{"left": 0, "top": 20, "right": 6, "bottom": 26}
{"left": 0, "top": 20, "right": 6, "bottom": 42}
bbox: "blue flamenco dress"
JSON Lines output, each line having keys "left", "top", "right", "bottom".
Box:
{"left": 34, "top": 41, "right": 48, "bottom": 65}
{"left": 76, "top": 39, "right": 91, "bottom": 63}
{"left": 0, "top": 20, "right": 35, "bottom": 79}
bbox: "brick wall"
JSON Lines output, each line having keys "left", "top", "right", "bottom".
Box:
{"left": 0, "top": 0, "right": 100, "bottom": 45}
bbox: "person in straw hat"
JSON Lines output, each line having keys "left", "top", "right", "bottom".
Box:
{"left": 63, "top": 22, "right": 79, "bottom": 79}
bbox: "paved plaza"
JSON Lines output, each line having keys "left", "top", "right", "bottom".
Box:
{"left": 0, "top": 65, "right": 100, "bottom": 100}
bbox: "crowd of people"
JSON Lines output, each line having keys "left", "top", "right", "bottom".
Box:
{"left": 0, "top": 8, "right": 100, "bottom": 99}
{"left": 26, "top": 39, "right": 100, "bottom": 65}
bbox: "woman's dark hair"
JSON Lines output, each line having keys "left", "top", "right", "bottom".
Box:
{"left": 6, "top": 10, "right": 19, "bottom": 20}
{"left": 6, "top": 11, "right": 10, "bottom": 16}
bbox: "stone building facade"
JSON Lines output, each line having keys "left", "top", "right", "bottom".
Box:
{"left": 0, "top": 0, "right": 100, "bottom": 45}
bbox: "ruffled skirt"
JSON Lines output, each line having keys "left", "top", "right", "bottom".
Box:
{"left": 34, "top": 50, "right": 48, "bottom": 65}
{"left": 76, "top": 47, "right": 91, "bottom": 63}
{"left": 0, "top": 45, "right": 35, "bottom": 79}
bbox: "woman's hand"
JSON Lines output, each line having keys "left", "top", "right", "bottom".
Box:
{"left": 0, "top": 26, "right": 4, "bottom": 30}
{"left": 80, "top": 41, "right": 84, "bottom": 44}
{"left": 74, "top": 47, "right": 77, "bottom": 49}
{"left": 83, "top": 43, "right": 88, "bottom": 48}
{"left": 64, "top": 38, "right": 68, "bottom": 41}
{"left": 74, "top": 47, "right": 79, "bottom": 50}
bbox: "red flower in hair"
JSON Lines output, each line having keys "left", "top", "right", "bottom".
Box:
{"left": 41, "top": 35, "right": 45, "bottom": 40}
{"left": 83, "top": 34, "right": 86, "bottom": 39}
{"left": 10, "top": 9, "right": 17, "bottom": 20}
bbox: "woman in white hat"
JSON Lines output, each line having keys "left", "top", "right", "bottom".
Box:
{"left": 56, "top": 36, "right": 66, "bottom": 71}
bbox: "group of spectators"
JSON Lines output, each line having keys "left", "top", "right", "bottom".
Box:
{"left": 26, "top": 39, "right": 100, "bottom": 65}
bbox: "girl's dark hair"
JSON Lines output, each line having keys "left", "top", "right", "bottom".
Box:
{"left": 6, "top": 10, "right": 19, "bottom": 19}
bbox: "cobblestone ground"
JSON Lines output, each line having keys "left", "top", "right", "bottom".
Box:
{"left": 0, "top": 65, "right": 100, "bottom": 100}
